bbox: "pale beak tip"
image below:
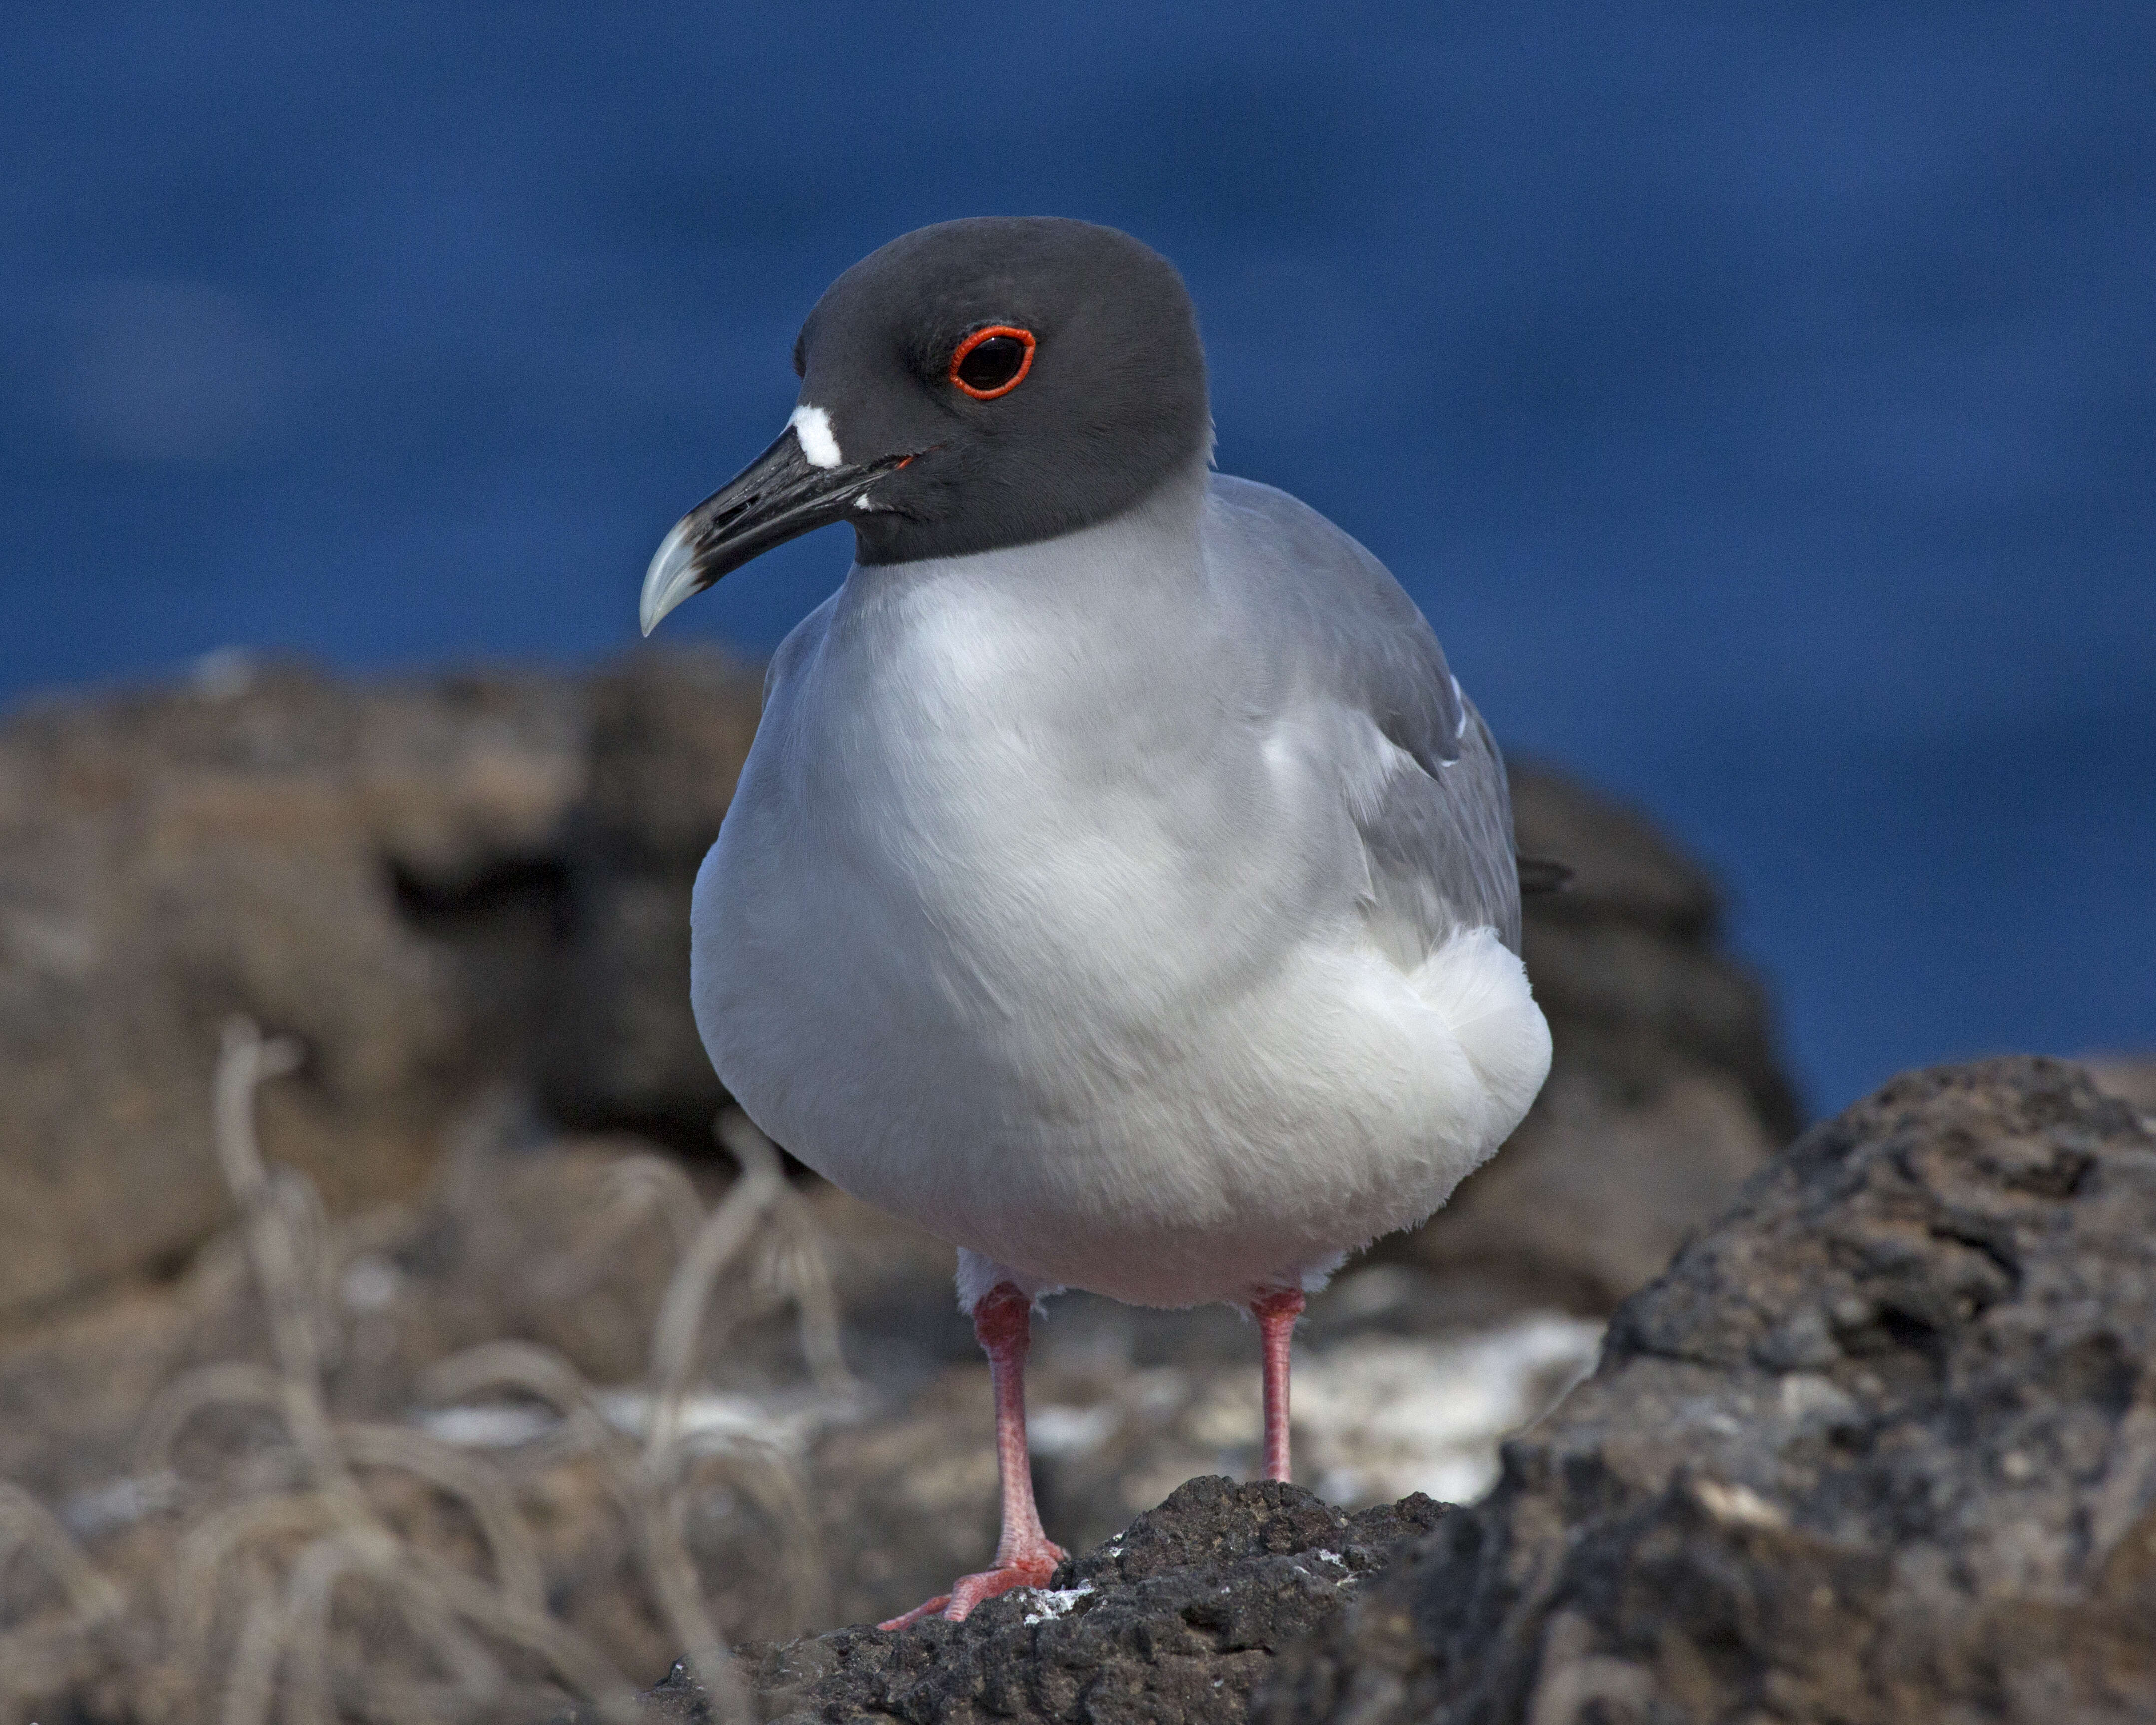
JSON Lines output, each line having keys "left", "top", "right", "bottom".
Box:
{"left": 638, "top": 516, "right": 701, "bottom": 637}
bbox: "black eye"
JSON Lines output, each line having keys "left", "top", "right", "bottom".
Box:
{"left": 950, "top": 326, "right": 1036, "bottom": 399}
{"left": 957, "top": 336, "right": 1025, "bottom": 391}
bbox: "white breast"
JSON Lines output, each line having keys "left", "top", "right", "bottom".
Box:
{"left": 690, "top": 494, "right": 1550, "bottom": 1308}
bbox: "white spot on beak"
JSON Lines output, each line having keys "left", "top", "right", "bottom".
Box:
{"left": 788, "top": 404, "right": 842, "bottom": 469}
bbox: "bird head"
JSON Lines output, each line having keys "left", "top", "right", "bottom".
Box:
{"left": 640, "top": 217, "right": 1210, "bottom": 634}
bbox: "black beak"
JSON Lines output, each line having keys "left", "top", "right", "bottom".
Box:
{"left": 639, "top": 423, "right": 914, "bottom": 634}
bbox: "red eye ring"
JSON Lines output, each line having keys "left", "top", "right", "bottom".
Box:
{"left": 949, "top": 325, "right": 1037, "bottom": 399}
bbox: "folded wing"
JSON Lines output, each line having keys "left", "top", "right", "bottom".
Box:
{"left": 1208, "top": 475, "right": 1526, "bottom": 961}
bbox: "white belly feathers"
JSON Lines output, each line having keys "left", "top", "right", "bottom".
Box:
{"left": 690, "top": 524, "right": 1550, "bottom": 1309}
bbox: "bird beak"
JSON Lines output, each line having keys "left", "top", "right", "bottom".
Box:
{"left": 639, "top": 424, "right": 916, "bottom": 635}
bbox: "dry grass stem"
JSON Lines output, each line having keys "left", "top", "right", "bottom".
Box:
{"left": 760, "top": 1201, "right": 855, "bottom": 1397}
{"left": 602, "top": 1155, "right": 710, "bottom": 1262}
{"left": 646, "top": 1112, "right": 787, "bottom": 1462}
{"left": 0, "top": 1482, "right": 123, "bottom": 1627}
{"left": 335, "top": 1425, "right": 546, "bottom": 1612}
{"left": 220, "top": 1590, "right": 292, "bottom": 1725}
{"left": 0, "top": 1018, "right": 854, "bottom": 1722}
{"left": 0, "top": 1488, "right": 123, "bottom": 1720}
{"left": 179, "top": 1020, "right": 652, "bottom": 1724}
{"left": 137, "top": 1362, "right": 293, "bottom": 1480}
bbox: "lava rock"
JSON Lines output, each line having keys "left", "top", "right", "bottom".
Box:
{"left": 1259, "top": 1057, "right": 2156, "bottom": 1724}
{"left": 638, "top": 1477, "right": 1448, "bottom": 1725}
{"left": 0, "top": 649, "right": 767, "bottom": 1318}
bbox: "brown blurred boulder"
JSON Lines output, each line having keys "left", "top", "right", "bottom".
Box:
{"left": 0, "top": 662, "right": 590, "bottom": 1317}
{"left": 1389, "top": 765, "right": 1801, "bottom": 1311}
{"left": 539, "top": 653, "right": 761, "bottom": 1142}
{"left": 2086, "top": 1054, "right": 2156, "bottom": 1121}
{"left": 1260, "top": 1058, "right": 2156, "bottom": 1725}
{"left": 0, "top": 650, "right": 776, "bottom": 1319}
{"left": 0, "top": 658, "right": 1797, "bottom": 1326}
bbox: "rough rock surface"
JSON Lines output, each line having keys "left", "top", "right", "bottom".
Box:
{"left": 1259, "top": 1058, "right": 2156, "bottom": 1725}
{"left": 0, "top": 655, "right": 1792, "bottom": 1320}
{"left": 633, "top": 1478, "right": 1448, "bottom": 1725}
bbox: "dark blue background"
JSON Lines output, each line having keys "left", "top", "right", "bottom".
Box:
{"left": 5, "top": 3, "right": 2152, "bottom": 1115}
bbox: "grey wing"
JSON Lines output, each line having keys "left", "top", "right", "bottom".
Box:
{"left": 1209, "top": 475, "right": 1525, "bottom": 955}
{"left": 1358, "top": 698, "right": 1524, "bottom": 955}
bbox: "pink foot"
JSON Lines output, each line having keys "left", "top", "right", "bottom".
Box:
{"left": 946, "top": 1541, "right": 1066, "bottom": 1623}
{"left": 876, "top": 1282, "right": 1069, "bottom": 1631}
{"left": 876, "top": 1538, "right": 1067, "bottom": 1630}
{"left": 876, "top": 1592, "right": 952, "bottom": 1632}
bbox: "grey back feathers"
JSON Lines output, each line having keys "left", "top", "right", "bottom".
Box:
{"left": 797, "top": 218, "right": 1211, "bottom": 566}
{"left": 1206, "top": 477, "right": 1525, "bottom": 956}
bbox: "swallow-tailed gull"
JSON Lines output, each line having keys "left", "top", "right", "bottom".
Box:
{"left": 639, "top": 217, "right": 1553, "bottom": 1626}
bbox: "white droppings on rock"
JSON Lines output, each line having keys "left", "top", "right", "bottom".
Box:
{"left": 60, "top": 1472, "right": 179, "bottom": 1538}
{"left": 595, "top": 1387, "right": 861, "bottom": 1455}
{"left": 1021, "top": 1582, "right": 1094, "bottom": 1624}
{"left": 1778, "top": 1371, "right": 1858, "bottom": 1426}
{"left": 419, "top": 1386, "right": 862, "bottom": 1456}
{"left": 417, "top": 1403, "right": 556, "bottom": 1448}
{"left": 1693, "top": 1479, "right": 1788, "bottom": 1530}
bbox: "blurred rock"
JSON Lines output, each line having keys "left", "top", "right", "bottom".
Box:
{"left": 2086, "top": 1053, "right": 2156, "bottom": 1123}
{"left": 636, "top": 1478, "right": 1448, "bottom": 1725}
{"left": 540, "top": 653, "right": 761, "bottom": 1143}
{"left": 0, "top": 659, "right": 1796, "bottom": 1334}
{"left": 0, "top": 663, "right": 588, "bottom": 1317}
{"left": 1259, "top": 1057, "right": 2156, "bottom": 1725}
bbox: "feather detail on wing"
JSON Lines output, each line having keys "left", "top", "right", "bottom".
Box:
{"left": 1207, "top": 474, "right": 1526, "bottom": 959}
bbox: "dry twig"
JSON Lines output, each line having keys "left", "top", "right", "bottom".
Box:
{"left": 172, "top": 1020, "right": 647, "bottom": 1725}
{"left": 7, "top": 1020, "right": 854, "bottom": 1723}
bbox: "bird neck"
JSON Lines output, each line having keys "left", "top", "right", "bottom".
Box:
{"left": 823, "top": 453, "right": 1226, "bottom": 733}
{"left": 849, "top": 453, "right": 1213, "bottom": 610}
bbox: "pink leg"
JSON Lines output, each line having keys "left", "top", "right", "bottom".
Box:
{"left": 1251, "top": 1286, "right": 1305, "bottom": 1483}
{"left": 877, "top": 1283, "right": 1068, "bottom": 1630}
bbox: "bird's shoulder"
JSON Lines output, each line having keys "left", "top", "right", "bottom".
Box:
{"left": 1203, "top": 472, "right": 1465, "bottom": 778}
{"left": 761, "top": 590, "right": 840, "bottom": 712}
